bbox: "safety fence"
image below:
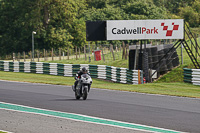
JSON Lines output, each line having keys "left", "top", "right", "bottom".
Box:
{"left": 0, "top": 61, "right": 143, "bottom": 84}
{"left": 183, "top": 68, "right": 200, "bottom": 86}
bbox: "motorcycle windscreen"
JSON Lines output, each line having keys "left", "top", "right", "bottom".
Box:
{"left": 82, "top": 74, "right": 89, "bottom": 78}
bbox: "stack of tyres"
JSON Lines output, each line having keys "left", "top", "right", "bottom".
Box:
{"left": 158, "top": 50, "right": 167, "bottom": 73}
{"left": 146, "top": 48, "right": 153, "bottom": 69}
{"left": 0, "top": 61, "right": 3, "bottom": 71}
{"left": 129, "top": 50, "right": 136, "bottom": 70}
{"left": 72, "top": 65, "right": 80, "bottom": 76}
{"left": 19, "top": 62, "right": 24, "bottom": 72}
{"left": 43, "top": 63, "right": 50, "bottom": 75}
{"left": 57, "top": 64, "right": 64, "bottom": 76}
{"left": 89, "top": 65, "right": 98, "bottom": 78}
{"left": 30, "top": 62, "right": 36, "bottom": 73}
{"left": 171, "top": 48, "right": 180, "bottom": 67}
{"left": 106, "top": 66, "right": 112, "bottom": 80}
{"left": 164, "top": 48, "right": 173, "bottom": 70}
{"left": 128, "top": 43, "right": 180, "bottom": 79}
{"left": 116, "top": 68, "right": 121, "bottom": 83}
{"left": 151, "top": 47, "right": 158, "bottom": 69}
{"left": 9, "top": 62, "right": 14, "bottom": 72}
{"left": 151, "top": 47, "right": 159, "bottom": 77}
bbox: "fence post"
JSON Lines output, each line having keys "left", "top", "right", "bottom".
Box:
{"left": 79, "top": 48, "right": 80, "bottom": 58}
{"left": 195, "top": 34, "right": 198, "bottom": 59}
{"left": 101, "top": 46, "right": 105, "bottom": 62}
{"left": 13, "top": 53, "right": 15, "bottom": 62}
{"left": 46, "top": 50, "right": 48, "bottom": 61}
{"left": 18, "top": 52, "right": 20, "bottom": 62}
{"left": 76, "top": 46, "right": 77, "bottom": 60}
{"left": 51, "top": 48, "right": 54, "bottom": 61}
{"left": 59, "top": 48, "right": 61, "bottom": 60}
{"left": 30, "top": 51, "right": 32, "bottom": 62}
{"left": 84, "top": 45, "right": 87, "bottom": 61}
{"left": 122, "top": 42, "right": 125, "bottom": 59}
{"left": 125, "top": 44, "right": 129, "bottom": 60}
{"left": 43, "top": 49, "right": 46, "bottom": 61}
{"left": 23, "top": 51, "right": 25, "bottom": 62}
{"left": 111, "top": 44, "right": 115, "bottom": 61}
{"left": 68, "top": 47, "right": 69, "bottom": 60}
{"left": 117, "top": 45, "right": 120, "bottom": 60}
{"left": 37, "top": 50, "right": 40, "bottom": 62}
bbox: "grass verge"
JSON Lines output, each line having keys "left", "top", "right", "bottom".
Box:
{"left": 43, "top": 51, "right": 129, "bottom": 68}
{"left": 0, "top": 131, "right": 7, "bottom": 133}
{"left": 0, "top": 71, "right": 199, "bottom": 98}
{"left": 156, "top": 37, "right": 200, "bottom": 83}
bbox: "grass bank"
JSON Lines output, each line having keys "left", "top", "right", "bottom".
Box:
{"left": 0, "top": 131, "right": 7, "bottom": 133}
{"left": 0, "top": 71, "right": 199, "bottom": 98}
{"left": 44, "top": 38, "right": 200, "bottom": 83}
{"left": 43, "top": 50, "right": 128, "bottom": 68}
{"left": 157, "top": 37, "right": 200, "bottom": 83}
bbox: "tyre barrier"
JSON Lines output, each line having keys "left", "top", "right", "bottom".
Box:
{"left": 147, "top": 48, "right": 153, "bottom": 69}
{"left": 158, "top": 50, "right": 167, "bottom": 72}
{"left": 0, "top": 61, "right": 143, "bottom": 85}
{"left": 129, "top": 44, "right": 179, "bottom": 79}
{"left": 183, "top": 68, "right": 200, "bottom": 86}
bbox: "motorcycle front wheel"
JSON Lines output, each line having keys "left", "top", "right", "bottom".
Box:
{"left": 82, "top": 87, "right": 88, "bottom": 100}
{"left": 75, "top": 91, "right": 80, "bottom": 100}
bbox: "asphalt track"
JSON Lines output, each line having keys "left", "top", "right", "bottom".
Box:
{"left": 0, "top": 80, "right": 200, "bottom": 132}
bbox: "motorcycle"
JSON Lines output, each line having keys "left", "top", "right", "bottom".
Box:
{"left": 72, "top": 74, "right": 92, "bottom": 100}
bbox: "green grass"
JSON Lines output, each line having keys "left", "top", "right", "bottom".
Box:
{"left": 43, "top": 50, "right": 129, "bottom": 68}
{"left": 1, "top": 38, "right": 199, "bottom": 98}
{"left": 44, "top": 38, "right": 199, "bottom": 69}
{"left": 191, "top": 27, "right": 200, "bottom": 35}
{"left": 43, "top": 38, "right": 199, "bottom": 83}
{"left": 0, "top": 131, "right": 7, "bottom": 133}
{"left": 155, "top": 66, "right": 184, "bottom": 83}
{"left": 0, "top": 71, "right": 199, "bottom": 98}
{"left": 156, "top": 37, "right": 200, "bottom": 83}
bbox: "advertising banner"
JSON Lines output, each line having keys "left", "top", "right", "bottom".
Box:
{"left": 107, "top": 19, "right": 184, "bottom": 40}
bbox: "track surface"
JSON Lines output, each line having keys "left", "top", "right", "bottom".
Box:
{"left": 0, "top": 80, "right": 200, "bottom": 132}
{"left": 0, "top": 109, "right": 143, "bottom": 133}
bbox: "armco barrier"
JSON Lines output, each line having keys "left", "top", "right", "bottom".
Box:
{"left": 0, "top": 61, "right": 143, "bottom": 84}
{"left": 183, "top": 68, "right": 200, "bottom": 86}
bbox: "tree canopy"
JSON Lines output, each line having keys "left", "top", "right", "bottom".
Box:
{"left": 0, "top": 0, "right": 199, "bottom": 56}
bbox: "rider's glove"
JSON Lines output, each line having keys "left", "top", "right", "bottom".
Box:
{"left": 75, "top": 74, "right": 79, "bottom": 80}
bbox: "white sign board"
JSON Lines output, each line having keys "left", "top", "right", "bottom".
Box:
{"left": 107, "top": 19, "right": 184, "bottom": 40}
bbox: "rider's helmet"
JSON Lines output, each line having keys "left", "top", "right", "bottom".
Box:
{"left": 82, "top": 67, "right": 87, "bottom": 74}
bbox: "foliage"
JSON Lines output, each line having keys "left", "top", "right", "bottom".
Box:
{"left": 179, "top": 6, "right": 199, "bottom": 27}
{"left": 0, "top": 0, "right": 199, "bottom": 56}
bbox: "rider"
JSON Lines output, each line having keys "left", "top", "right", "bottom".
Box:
{"left": 73, "top": 67, "right": 89, "bottom": 91}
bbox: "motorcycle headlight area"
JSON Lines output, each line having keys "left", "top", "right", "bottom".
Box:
{"left": 81, "top": 78, "right": 86, "bottom": 82}
{"left": 82, "top": 78, "right": 91, "bottom": 83}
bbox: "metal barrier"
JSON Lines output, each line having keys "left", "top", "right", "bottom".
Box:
{"left": 183, "top": 68, "right": 200, "bottom": 86}
{"left": 0, "top": 61, "right": 143, "bottom": 84}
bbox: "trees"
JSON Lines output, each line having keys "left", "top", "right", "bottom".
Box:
{"left": 0, "top": 0, "right": 82, "bottom": 55}
{"left": 0, "top": 0, "right": 199, "bottom": 56}
{"left": 179, "top": 0, "right": 200, "bottom": 27}
{"left": 122, "top": 0, "right": 168, "bottom": 19}
{"left": 179, "top": 6, "right": 199, "bottom": 27}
